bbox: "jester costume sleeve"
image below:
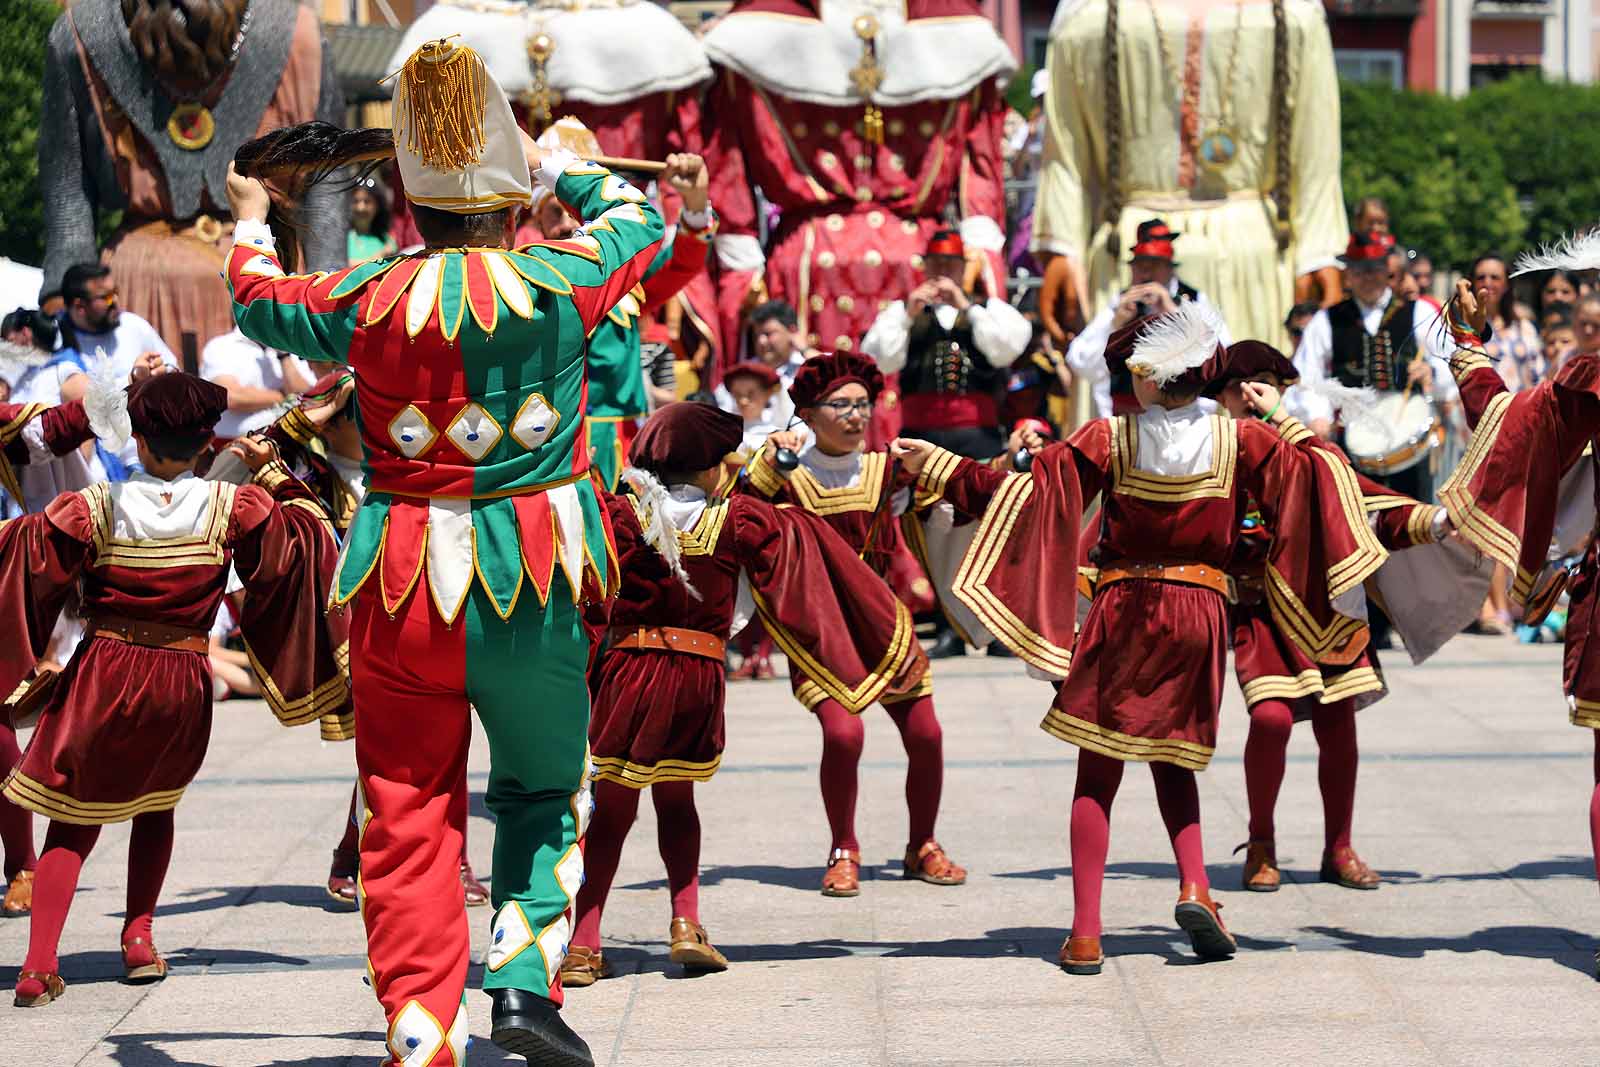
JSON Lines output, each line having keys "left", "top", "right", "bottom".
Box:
{"left": 0, "top": 461, "right": 342, "bottom": 824}
{"left": 915, "top": 416, "right": 1384, "bottom": 770}
{"left": 586, "top": 218, "right": 714, "bottom": 490}
{"left": 1439, "top": 330, "right": 1600, "bottom": 728}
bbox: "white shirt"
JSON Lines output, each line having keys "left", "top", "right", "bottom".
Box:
{"left": 69, "top": 312, "right": 176, "bottom": 469}
{"left": 1067, "top": 285, "right": 1231, "bottom": 418}
{"left": 1287, "top": 290, "right": 1458, "bottom": 426}
{"left": 1133, "top": 401, "right": 1212, "bottom": 476}
{"left": 860, "top": 297, "right": 1032, "bottom": 375}
{"left": 200, "top": 327, "right": 312, "bottom": 437}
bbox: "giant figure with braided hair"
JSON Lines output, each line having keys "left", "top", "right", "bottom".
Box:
{"left": 39, "top": 0, "right": 346, "bottom": 357}
{"left": 1032, "top": 0, "right": 1347, "bottom": 350}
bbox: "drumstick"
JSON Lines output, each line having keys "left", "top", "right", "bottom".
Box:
{"left": 1394, "top": 351, "right": 1427, "bottom": 425}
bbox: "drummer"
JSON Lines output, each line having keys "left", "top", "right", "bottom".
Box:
{"left": 1287, "top": 229, "right": 1456, "bottom": 502}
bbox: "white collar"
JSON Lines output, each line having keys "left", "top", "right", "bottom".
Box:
{"left": 662, "top": 482, "right": 708, "bottom": 532}
{"left": 1356, "top": 289, "right": 1393, "bottom": 317}
{"left": 800, "top": 444, "right": 862, "bottom": 472}
{"left": 1139, "top": 400, "right": 1206, "bottom": 425}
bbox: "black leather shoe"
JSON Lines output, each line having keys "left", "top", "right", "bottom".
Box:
{"left": 489, "top": 988, "right": 594, "bottom": 1067}
{"left": 985, "top": 639, "right": 1014, "bottom": 658}
{"left": 927, "top": 629, "right": 967, "bottom": 659}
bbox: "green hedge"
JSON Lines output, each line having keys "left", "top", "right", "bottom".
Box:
{"left": 0, "top": 0, "right": 58, "bottom": 266}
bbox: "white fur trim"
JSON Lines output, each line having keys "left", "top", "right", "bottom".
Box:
{"left": 389, "top": 0, "right": 710, "bottom": 106}
{"left": 1128, "top": 302, "right": 1225, "bottom": 387}
{"left": 702, "top": 2, "right": 1015, "bottom": 107}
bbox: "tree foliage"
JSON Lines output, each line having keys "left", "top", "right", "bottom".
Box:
{"left": 0, "top": 0, "right": 60, "bottom": 266}
{"left": 1338, "top": 80, "right": 1524, "bottom": 272}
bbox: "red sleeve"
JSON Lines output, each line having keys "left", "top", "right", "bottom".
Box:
{"left": 0, "top": 496, "right": 92, "bottom": 693}
{"left": 639, "top": 225, "right": 712, "bottom": 316}
{"left": 961, "top": 82, "right": 1009, "bottom": 226}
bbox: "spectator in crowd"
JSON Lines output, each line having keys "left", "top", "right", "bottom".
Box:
{"left": 1541, "top": 305, "right": 1578, "bottom": 372}
{"left": 1470, "top": 253, "right": 1544, "bottom": 393}
{"left": 346, "top": 178, "right": 398, "bottom": 265}
{"left": 1067, "top": 219, "right": 1230, "bottom": 418}
{"left": 748, "top": 300, "right": 812, "bottom": 385}
{"left": 199, "top": 327, "right": 315, "bottom": 440}
{"left": 57, "top": 263, "right": 175, "bottom": 473}
{"left": 1284, "top": 301, "right": 1319, "bottom": 352}
{"left": 1539, "top": 269, "right": 1580, "bottom": 319}
{"left": 1389, "top": 247, "right": 1422, "bottom": 303}
{"left": 1408, "top": 250, "right": 1435, "bottom": 297}
{"left": 861, "top": 228, "right": 1031, "bottom": 460}
{"left": 1575, "top": 291, "right": 1600, "bottom": 361}
{"left": 2, "top": 308, "right": 85, "bottom": 408}
{"left": 1352, "top": 196, "right": 1389, "bottom": 236}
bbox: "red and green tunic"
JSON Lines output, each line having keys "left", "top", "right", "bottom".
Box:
{"left": 226, "top": 160, "right": 667, "bottom": 623}
{"left": 586, "top": 218, "right": 713, "bottom": 490}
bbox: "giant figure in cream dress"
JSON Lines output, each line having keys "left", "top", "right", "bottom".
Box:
{"left": 1032, "top": 0, "right": 1347, "bottom": 347}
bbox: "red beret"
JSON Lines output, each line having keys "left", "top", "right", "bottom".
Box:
{"left": 1203, "top": 340, "right": 1300, "bottom": 398}
{"left": 789, "top": 352, "right": 884, "bottom": 410}
{"left": 926, "top": 228, "right": 964, "bottom": 258}
{"left": 127, "top": 372, "right": 229, "bottom": 439}
{"left": 1102, "top": 313, "right": 1157, "bottom": 411}
{"left": 722, "top": 361, "right": 782, "bottom": 390}
{"left": 628, "top": 401, "right": 744, "bottom": 474}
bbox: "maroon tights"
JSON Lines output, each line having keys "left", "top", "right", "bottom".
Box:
{"left": 1243, "top": 698, "right": 1358, "bottom": 853}
{"left": 0, "top": 721, "right": 35, "bottom": 880}
{"left": 814, "top": 695, "right": 943, "bottom": 854}
{"left": 1069, "top": 749, "right": 1207, "bottom": 940}
{"left": 571, "top": 779, "right": 702, "bottom": 949}
{"left": 15, "top": 809, "right": 175, "bottom": 996}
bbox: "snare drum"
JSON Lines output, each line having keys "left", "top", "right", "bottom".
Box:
{"left": 1342, "top": 392, "right": 1439, "bottom": 476}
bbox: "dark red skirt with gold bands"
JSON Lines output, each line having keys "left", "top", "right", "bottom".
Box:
{"left": 1232, "top": 601, "right": 1385, "bottom": 722}
{"left": 1042, "top": 580, "right": 1226, "bottom": 771}
{"left": 3, "top": 638, "right": 212, "bottom": 825}
{"left": 589, "top": 648, "right": 725, "bottom": 787}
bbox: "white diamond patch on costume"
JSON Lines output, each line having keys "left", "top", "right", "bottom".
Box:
{"left": 573, "top": 784, "right": 594, "bottom": 837}
{"left": 445, "top": 403, "right": 503, "bottom": 462}
{"left": 536, "top": 914, "right": 572, "bottom": 985}
{"left": 389, "top": 1000, "right": 446, "bottom": 1065}
{"left": 426, "top": 499, "right": 475, "bottom": 623}
{"left": 445, "top": 1000, "right": 469, "bottom": 1062}
{"left": 389, "top": 406, "right": 439, "bottom": 459}
{"left": 546, "top": 482, "right": 586, "bottom": 594}
{"left": 238, "top": 254, "right": 284, "bottom": 279}
{"left": 554, "top": 843, "right": 584, "bottom": 903}
{"left": 510, "top": 393, "right": 560, "bottom": 452}
{"left": 486, "top": 901, "right": 536, "bottom": 972}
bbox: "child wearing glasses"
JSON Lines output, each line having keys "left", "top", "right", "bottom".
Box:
{"left": 748, "top": 353, "right": 965, "bottom": 897}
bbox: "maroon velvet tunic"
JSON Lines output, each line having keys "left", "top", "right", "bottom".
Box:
{"left": 592, "top": 489, "right": 928, "bottom": 783}
{"left": 0, "top": 464, "right": 344, "bottom": 823}
{"left": 927, "top": 413, "right": 1386, "bottom": 770}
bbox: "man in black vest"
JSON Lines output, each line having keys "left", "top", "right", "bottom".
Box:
{"left": 1066, "top": 219, "right": 1230, "bottom": 417}
{"left": 1287, "top": 230, "right": 1454, "bottom": 502}
{"left": 861, "top": 228, "right": 1031, "bottom": 459}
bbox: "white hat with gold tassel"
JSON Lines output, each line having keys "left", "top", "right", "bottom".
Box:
{"left": 391, "top": 39, "right": 534, "bottom": 214}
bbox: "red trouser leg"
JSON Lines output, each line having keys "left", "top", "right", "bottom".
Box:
{"left": 1069, "top": 750, "right": 1124, "bottom": 940}
{"left": 885, "top": 695, "right": 945, "bottom": 849}
{"left": 1311, "top": 699, "right": 1359, "bottom": 854}
{"left": 570, "top": 779, "right": 641, "bottom": 950}
{"left": 15, "top": 820, "right": 100, "bottom": 997}
{"left": 350, "top": 588, "right": 471, "bottom": 1066}
{"left": 1243, "top": 700, "right": 1295, "bottom": 843}
{"left": 449, "top": 770, "right": 472, "bottom": 866}
{"left": 0, "top": 720, "right": 35, "bottom": 881}
{"left": 1151, "top": 762, "right": 1207, "bottom": 890}
{"left": 652, "top": 781, "right": 702, "bottom": 923}
{"left": 814, "top": 699, "right": 865, "bottom": 853}
{"left": 122, "top": 810, "right": 175, "bottom": 961}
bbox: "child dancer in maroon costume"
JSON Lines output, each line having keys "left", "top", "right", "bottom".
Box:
{"left": 892, "top": 304, "right": 1389, "bottom": 973}
{"left": 0, "top": 373, "right": 343, "bottom": 1006}
{"left": 747, "top": 353, "right": 960, "bottom": 897}
{"left": 1207, "top": 341, "right": 1467, "bottom": 893}
{"left": 563, "top": 402, "right": 928, "bottom": 983}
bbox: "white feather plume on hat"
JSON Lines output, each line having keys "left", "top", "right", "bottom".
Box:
{"left": 1128, "top": 300, "right": 1226, "bottom": 387}
{"left": 83, "top": 356, "right": 131, "bottom": 453}
{"left": 1300, "top": 380, "right": 1378, "bottom": 422}
{"left": 619, "top": 465, "right": 701, "bottom": 601}
{"left": 1511, "top": 228, "right": 1600, "bottom": 277}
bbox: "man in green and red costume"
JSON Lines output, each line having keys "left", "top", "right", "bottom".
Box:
{"left": 529, "top": 117, "right": 715, "bottom": 489}
{"left": 223, "top": 40, "right": 665, "bottom": 1067}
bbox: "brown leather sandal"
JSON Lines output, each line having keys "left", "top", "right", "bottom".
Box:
{"left": 122, "top": 937, "right": 169, "bottom": 983}
{"left": 820, "top": 848, "right": 861, "bottom": 897}
{"left": 559, "top": 945, "right": 609, "bottom": 988}
{"left": 1059, "top": 935, "right": 1104, "bottom": 976}
{"left": 1235, "top": 840, "right": 1280, "bottom": 892}
{"left": 1320, "top": 846, "right": 1381, "bottom": 890}
{"left": 13, "top": 970, "right": 64, "bottom": 1007}
{"left": 903, "top": 840, "right": 966, "bottom": 886}
{"left": 668, "top": 917, "right": 729, "bottom": 972}
{"left": 459, "top": 861, "right": 490, "bottom": 907}
{"left": 2, "top": 869, "right": 35, "bottom": 917}
{"left": 326, "top": 848, "right": 359, "bottom": 908}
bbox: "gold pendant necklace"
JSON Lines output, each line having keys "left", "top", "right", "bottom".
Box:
{"left": 1148, "top": 1, "right": 1246, "bottom": 174}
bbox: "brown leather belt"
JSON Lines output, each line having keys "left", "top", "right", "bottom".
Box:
{"left": 1096, "top": 562, "right": 1236, "bottom": 603}
{"left": 609, "top": 626, "right": 726, "bottom": 662}
{"left": 89, "top": 615, "right": 210, "bottom": 653}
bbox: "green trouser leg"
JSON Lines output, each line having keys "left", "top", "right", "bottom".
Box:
{"left": 465, "top": 578, "right": 593, "bottom": 1001}
{"left": 587, "top": 419, "right": 623, "bottom": 492}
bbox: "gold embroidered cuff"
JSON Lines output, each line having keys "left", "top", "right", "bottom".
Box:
{"left": 746, "top": 447, "right": 788, "bottom": 497}
{"left": 1408, "top": 504, "right": 1444, "bottom": 545}
{"left": 252, "top": 460, "right": 292, "bottom": 493}
{"left": 916, "top": 446, "right": 963, "bottom": 500}
{"left": 278, "top": 406, "right": 320, "bottom": 448}
{"left": 1274, "top": 415, "right": 1314, "bottom": 445}
{"left": 1450, "top": 345, "right": 1494, "bottom": 380}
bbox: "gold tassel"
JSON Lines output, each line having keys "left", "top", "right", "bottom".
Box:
{"left": 394, "top": 40, "right": 490, "bottom": 172}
